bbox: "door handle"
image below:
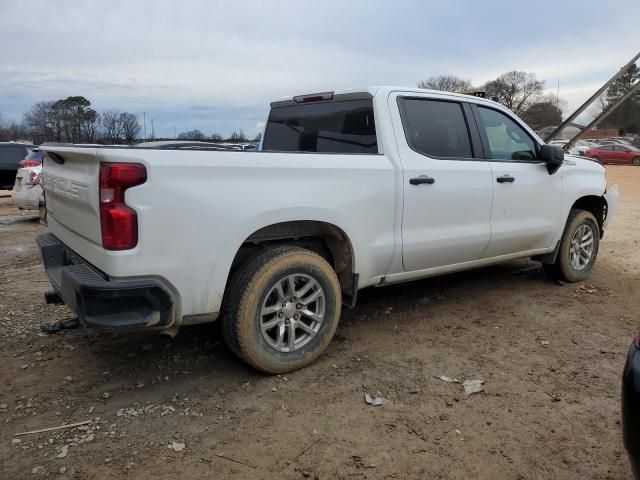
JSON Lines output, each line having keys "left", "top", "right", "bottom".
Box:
{"left": 496, "top": 175, "right": 515, "bottom": 183}
{"left": 409, "top": 175, "right": 435, "bottom": 185}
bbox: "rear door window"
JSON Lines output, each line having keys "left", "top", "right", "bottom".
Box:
{"left": 397, "top": 98, "right": 473, "bottom": 159}
{"left": 262, "top": 100, "right": 377, "bottom": 154}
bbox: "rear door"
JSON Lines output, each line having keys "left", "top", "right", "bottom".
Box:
{"left": 389, "top": 93, "right": 494, "bottom": 271}
{"left": 472, "top": 105, "right": 562, "bottom": 257}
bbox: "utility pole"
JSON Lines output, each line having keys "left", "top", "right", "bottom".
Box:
{"left": 143, "top": 112, "right": 147, "bottom": 141}
{"left": 173, "top": 125, "right": 177, "bottom": 140}
{"left": 151, "top": 119, "right": 155, "bottom": 140}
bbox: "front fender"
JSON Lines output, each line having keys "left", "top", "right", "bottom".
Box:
{"left": 603, "top": 185, "right": 620, "bottom": 229}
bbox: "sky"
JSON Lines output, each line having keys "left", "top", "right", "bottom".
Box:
{"left": 1, "top": 0, "right": 639, "bottom": 139}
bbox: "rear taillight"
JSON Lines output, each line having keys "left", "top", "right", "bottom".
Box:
{"left": 20, "top": 160, "right": 41, "bottom": 167}
{"left": 25, "top": 170, "right": 41, "bottom": 186}
{"left": 99, "top": 163, "right": 147, "bottom": 250}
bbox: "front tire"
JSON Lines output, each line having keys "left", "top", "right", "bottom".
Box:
{"left": 632, "top": 157, "right": 640, "bottom": 166}
{"left": 542, "top": 209, "right": 600, "bottom": 283}
{"left": 221, "top": 246, "right": 341, "bottom": 374}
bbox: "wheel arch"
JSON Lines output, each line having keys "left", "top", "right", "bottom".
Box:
{"left": 536, "top": 193, "right": 608, "bottom": 265}
{"left": 570, "top": 194, "right": 608, "bottom": 236}
{"left": 229, "top": 220, "right": 358, "bottom": 305}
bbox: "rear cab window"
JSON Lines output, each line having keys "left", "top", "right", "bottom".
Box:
{"left": 262, "top": 99, "right": 377, "bottom": 154}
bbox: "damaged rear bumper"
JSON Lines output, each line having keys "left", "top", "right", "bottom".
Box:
{"left": 37, "top": 233, "right": 174, "bottom": 330}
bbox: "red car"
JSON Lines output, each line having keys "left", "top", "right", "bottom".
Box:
{"left": 585, "top": 144, "right": 640, "bottom": 165}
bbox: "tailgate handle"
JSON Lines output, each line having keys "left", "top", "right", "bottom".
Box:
{"left": 48, "top": 152, "right": 65, "bottom": 165}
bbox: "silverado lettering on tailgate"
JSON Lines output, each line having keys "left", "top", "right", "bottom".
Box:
{"left": 42, "top": 173, "right": 90, "bottom": 201}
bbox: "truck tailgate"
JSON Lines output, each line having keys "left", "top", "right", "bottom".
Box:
{"left": 41, "top": 147, "right": 102, "bottom": 246}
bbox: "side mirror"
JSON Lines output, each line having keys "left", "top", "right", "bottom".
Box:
{"left": 540, "top": 144, "right": 564, "bottom": 174}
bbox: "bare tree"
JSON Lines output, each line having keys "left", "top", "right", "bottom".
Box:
{"left": 177, "top": 129, "right": 206, "bottom": 141}
{"left": 586, "top": 94, "right": 609, "bottom": 124}
{"left": 483, "top": 71, "right": 544, "bottom": 115}
{"left": 210, "top": 133, "right": 223, "bottom": 141}
{"left": 81, "top": 110, "right": 99, "bottom": 143}
{"left": 24, "top": 97, "right": 98, "bottom": 143}
{"left": 23, "top": 98, "right": 140, "bottom": 144}
{"left": 24, "top": 101, "right": 62, "bottom": 142}
{"left": 0, "top": 114, "right": 29, "bottom": 141}
{"left": 418, "top": 75, "right": 472, "bottom": 92}
{"left": 228, "top": 129, "right": 247, "bottom": 142}
{"left": 0, "top": 113, "right": 8, "bottom": 141}
{"left": 520, "top": 94, "right": 567, "bottom": 130}
{"left": 120, "top": 113, "right": 141, "bottom": 144}
{"left": 101, "top": 110, "right": 124, "bottom": 144}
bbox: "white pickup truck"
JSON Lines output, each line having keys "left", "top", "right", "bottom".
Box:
{"left": 38, "top": 86, "right": 619, "bottom": 373}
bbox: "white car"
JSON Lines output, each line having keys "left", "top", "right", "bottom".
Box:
{"left": 37, "top": 86, "right": 619, "bottom": 373}
{"left": 548, "top": 139, "right": 597, "bottom": 156}
{"left": 11, "top": 165, "right": 43, "bottom": 210}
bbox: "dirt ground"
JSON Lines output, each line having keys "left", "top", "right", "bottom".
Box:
{"left": 0, "top": 166, "right": 638, "bottom": 480}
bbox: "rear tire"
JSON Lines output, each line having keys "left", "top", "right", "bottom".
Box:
{"left": 221, "top": 246, "right": 341, "bottom": 374}
{"left": 542, "top": 209, "right": 600, "bottom": 283}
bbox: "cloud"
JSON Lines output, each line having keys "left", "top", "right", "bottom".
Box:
{"left": 1, "top": 0, "right": 638, "bottom": 136}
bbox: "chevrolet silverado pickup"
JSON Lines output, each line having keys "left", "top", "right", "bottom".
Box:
{"left": 37, "top": 86, "right": 619, "bottom": 373}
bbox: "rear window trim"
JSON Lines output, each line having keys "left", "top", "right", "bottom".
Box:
{"left": 396, "top": 96, "right": 480, "bottom": 161}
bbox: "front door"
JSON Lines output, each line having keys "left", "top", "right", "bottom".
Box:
{"left": 390, "top": 94, "right": 494, "bottom": 271}
{"left": 473, "top": 105, "right": 563, "bottom": 257}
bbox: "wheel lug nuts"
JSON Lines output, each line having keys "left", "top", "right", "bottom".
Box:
{"left": 294, "top": 314, "right": 299, "bottom": 320}
{"left": 296, "top": 303, "right": 303, "bottom": 309}
{"left": 278, "top": 312, "right": 284, "bottom": 318}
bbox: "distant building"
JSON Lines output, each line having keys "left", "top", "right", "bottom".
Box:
{"left": 536, "top": 124, "right": 619, "bottom": 141}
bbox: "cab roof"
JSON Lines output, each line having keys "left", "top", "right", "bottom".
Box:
{"left": 271, "top": 86, "right": 504, "bottom": 109}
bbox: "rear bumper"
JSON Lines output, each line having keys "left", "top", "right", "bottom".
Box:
{"left": 623, "top": 340, "right": 640, "bottom": 480}
{"left": 12, "top": 185, "right": 42, "bottom": 210}
{"left": 37, "top": 233, "right": 174, "bottom": 330}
